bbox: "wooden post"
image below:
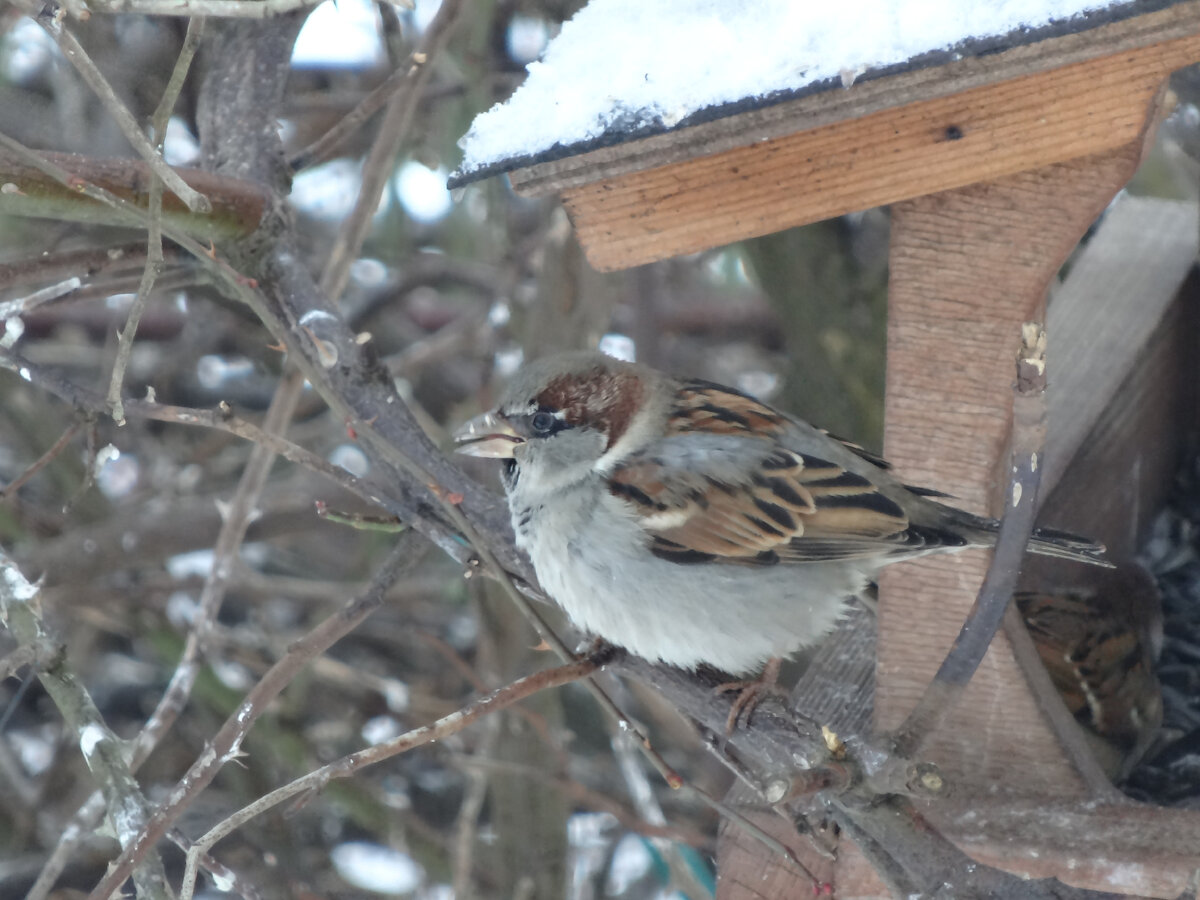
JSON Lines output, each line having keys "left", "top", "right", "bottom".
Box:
{"left": 875, "top": 127, "right": 1159, "bottom": 794}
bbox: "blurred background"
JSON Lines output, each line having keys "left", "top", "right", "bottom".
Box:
{"left": 0, "top": 2, "right": 1198, "bottom": 898}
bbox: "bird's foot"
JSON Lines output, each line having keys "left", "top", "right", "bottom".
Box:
{"left": 714, "top": 657, "right": 786, "bottom": 733}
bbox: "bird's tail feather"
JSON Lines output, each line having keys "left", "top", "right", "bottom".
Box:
{"left": 935, "top": 503, "right": 1113, "bottom": 568}
{"left": 1026, "top": 525, "right": 1114, "bottom": 568}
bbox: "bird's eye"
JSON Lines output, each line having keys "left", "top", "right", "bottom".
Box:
{"left": 530, "top": 411, "right": 558, "bottom": 436}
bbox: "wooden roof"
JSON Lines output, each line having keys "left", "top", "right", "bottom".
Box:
{"left": 452, "top": 0, "right": 1180, "bottom": 186}
{"left": 454, "top": 0, "right": 1200, "bottom": 270}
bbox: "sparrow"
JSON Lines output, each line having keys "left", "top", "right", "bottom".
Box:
{"left": 454, "top": 351, "right": 1110, "bottom": 677}
{"left": 1015, "top": 564, "right": 1163, "bottom": 778}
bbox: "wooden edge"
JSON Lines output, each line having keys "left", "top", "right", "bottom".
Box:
{"left": 1039, "top": 195, "right": 1200, "bottom": 498}
{"left": 507, "top": 1, "right": 1200, "bottom": 196}
{"left": 931, "top": 800, "right": 1200, "bottom": 898}
{"left": 561, "top": 45, "right": 1184, "bottom": 271}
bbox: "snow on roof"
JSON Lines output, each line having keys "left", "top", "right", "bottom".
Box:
{"left": 453, "top": 0, "right": 1147, "bottom": 185}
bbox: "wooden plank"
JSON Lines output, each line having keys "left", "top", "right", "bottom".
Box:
{"left": 1040, "top": 196, "right": 1200, "bottom": 510}
{"left": 556, "top": 34, "right": 1197, "bottom": 271}
{"left": 715, "top": 790, "right": 837, "bottom": 900}
{"left": 932, "top": 801, "right": 1200, "bottom": 899}
{"left": 1035, "top": 271, "right": 1200, "bottom": 565}
{"left": 717, "top": 605, "right": 874, "bottom": 900}
{"left": 508, "top": 1, "right": 1200, "bottom": 197}
{"left": 874, "top": 139, "right": 1155, "bottom": 796}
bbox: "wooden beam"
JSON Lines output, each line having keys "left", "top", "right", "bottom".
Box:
{"left": 1034, "top": 272, "right": 1200, "bottom": 565}
{"left": 548, "top": 29, "right": 1199, "bottom": 270}
{"left": 874, "top": 134, "right": 1158, "bottom": 796}
{"left": 1039, "top": 196, "right": 1200, "bottom": 536}
{"left": 935, "top": 800, "right": 1200, "bottom": 898}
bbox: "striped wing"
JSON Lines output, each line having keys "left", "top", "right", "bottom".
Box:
{"left": 608, "top": 381, "right": 919, "bottom": 565}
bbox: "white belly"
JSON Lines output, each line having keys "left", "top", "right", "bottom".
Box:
{"left": 510, "top": 484, "right": 864, "bottom": 674}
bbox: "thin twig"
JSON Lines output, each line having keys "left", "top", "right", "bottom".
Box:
{"left": 612, "top": 730, "right": 737, "bottom": 896}
{"left": 26, "top": 792, "right": 106, "bottom": 900}
{"left": 414, "top": 630, "right": 563, "bottom": 755}
{"left": 106, "top": 17, "right": 205, "bottom": 424}
{"left": 0, "top": 243, "right": 151, "bottom": 297}
{"left": 888, "top": 322, "right": 1049, "bottom": 760}
{"left": 121, "top": 534, "right": 423, "bottom": 900}
{"left": 0, "top": 349, "right": 369, "bottom": 503}
{"left": 177, "top": 651, "right": 606, "bottom": 900}
{"left": 0, "top": 420, "right": 82, "bottom": 500}
{"left": 105, "top": 174, "right": 162, "bottom": 425}
{"left": 291, "top": 64, "right": 426, "bottom": 173}
{"left": 25, "top": 267, "right": 200, "bottom": 310}
{"left": 130, "top": 371, "right": 306, "bottom": 768}
{"left": 450, "top": 755, "right": 713, "bottom": 847}
{"left": 62, "top": 0, "right": 322, "bottom": 17}
{"left": 166, "top": 829, "right": 265, "bottom": 900}
{"left": 31, "top": 6, "right": 210, "bottom": 214}
{"left": 318, "top": 0, "right": 466, "bottom": 300}
{"left": 0, "top": 548, "right": 174, "bottom": 900}
{"left": 0, "top": 277, "right": 84, "bottom": 317}
{"left": 451, "top": 716, "right": 498, "bottom": 900}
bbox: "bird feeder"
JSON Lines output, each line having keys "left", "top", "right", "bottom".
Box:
{"left": 453, "top": 3, "right": 1200, "bottom": 896}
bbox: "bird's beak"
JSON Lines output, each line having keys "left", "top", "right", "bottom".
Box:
{"left": 453, "top": 410, "right": 523, "bottom": 459}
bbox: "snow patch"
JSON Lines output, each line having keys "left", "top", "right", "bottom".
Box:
{"left": 331, "top": 842, "right": 423, "bottom": 894}
{"left": 80, "top": 723, "right": 107, "bottom": 758}
{"left": 458, "top": 0, "right": 1112, "bottom": 175}
{"left": 1, "top": 561, "right": 38, "bottom": 603}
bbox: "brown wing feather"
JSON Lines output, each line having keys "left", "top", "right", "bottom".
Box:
{"left": 667, "top": 380, "right": 792, "bottom": 435}
{"left": 609, "top": 382, "right": 910, "bottom": 564}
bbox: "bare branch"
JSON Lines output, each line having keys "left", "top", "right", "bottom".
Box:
{"left": 0, "top": 143, "right": 268, "bottom": 240}
{"left": 1, "top": 420, "right": 83, "bottom": 500}
{"left": 178, "top": 650, "right": 608, "bottom": 900}
{"left": 107, "top": 17, "right": 206, "bottom": 424}
{"left": 65, "top": 0, "right": 322, "bottom": 18}
{"left": 0, "top": 548, "right": 174, "bottom": 900}
{"left": 0, "top": 349, "right": 368, "bottom": 501}
{"left": 27, "top": 6, "right": 211, "bottom": 214}
{"left": 129, "top": 372, "right": 305, "bottom": 771}
{"left": 450, "top": 755, "right": 713, "bottom": 847}
{"left": 318, "top": 0, "right": 467, "bottom": 300}
{"left": 89, "top": 533, "right": 427, "bottom": 900}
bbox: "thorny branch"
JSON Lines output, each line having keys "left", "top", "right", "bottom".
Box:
{"left": 21, "top": 0, "right": 210, "bottom": 214}
{"left": 106, "top": 16, "right": 207, "bottom": 425}
{"left": 60, "top": 0, "right": 324, "bottom": 17}
{"left": 0, "top": 549, "right": 174, "bottom": 900}
{"left": 177, "top": 649, "right": 610, "bottom": 900}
